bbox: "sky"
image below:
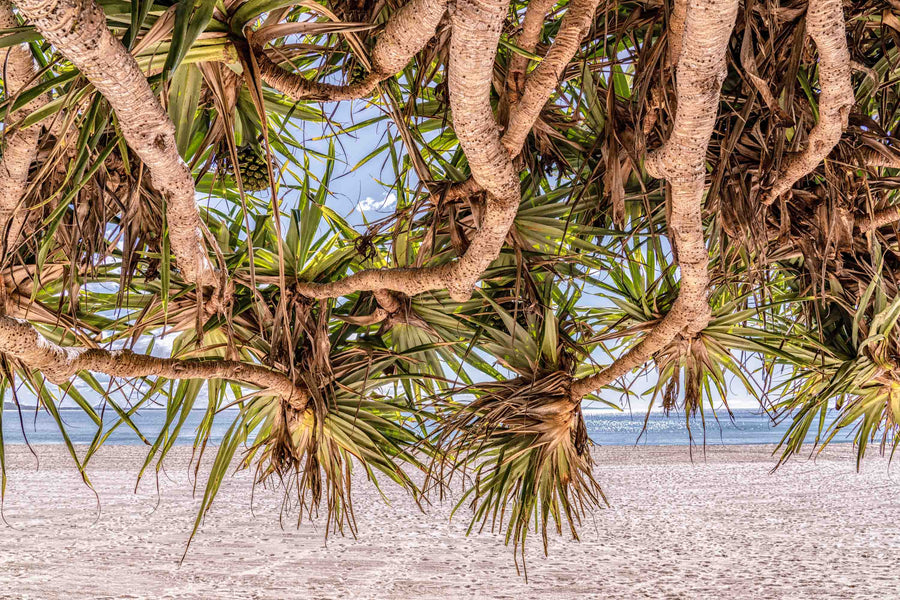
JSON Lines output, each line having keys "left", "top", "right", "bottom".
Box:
{"left": 257, "top": 97, "right": 767, "bottom": 414}
{"left": 1, "top": 91, "right": 766, "bottom": 420}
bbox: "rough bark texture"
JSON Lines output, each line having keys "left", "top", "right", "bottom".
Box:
{"left": 15, "top": 0, "right": 221, "bottom": 295}
{"left": 571, "top": 0, "right": 739, "bottom": 402}
{"left": 294, "top": 263, "right": 457, "bottom": 299}
{"left": 850, "top": 150, "right": 900, "bottom": 231}
{"left": 856, "top": 206, "right": 900, "bottom": 232}
{"left": 296, "top": 0, "right": 518, "bottom": 302}
{"left": 502, "top": 0, "right": 600, "bottom": 154}
{"left": 440, "top": 0, "right": 520, "bottom": 298}
{"left": 431, "top": 0, "right": 600, "bottom": 202}
{"left": 859, "top": 146, "right": 900, "bottom": 170}
{"left": 504, "top": 0, "right": 556, "bottom": 106}
{"left": 256, "top": 0, "right": 447, "bottom": 102}
{"left": 0, "top": 316, "right": 309, "bottom": 408}
{"left": 667, "top": 0, "right": 687, "bottom": 68}
{"left": 255, "top": 54, "right": 383, "bottom": 102}
{"left": 295, "top": 0, "right": 599, "bottom": 302}
{"left": 761, "top": 0, "right": 853, "bottom": 205}
{"left": 0, "top": 0, "right": 45, "bottom": 251}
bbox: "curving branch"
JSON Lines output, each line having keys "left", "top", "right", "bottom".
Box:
{"left": 0, "top": 316, "right": 309, "bottom": 408}
{"left": 256, "top": 0, "right": 448, "bottom": 102}
{"left": 761, "top": 0, "right": 853, "bottom": 205}
{"left": 426, "top": 0, "right": 599, "bottom": 207}
{"left": 502, "top": 0, "right": 600, "bottom": 154}
{"left": 295, "top": 0, "right": 599, "bottom": 303}
{"left": 570, "top": 0, "right": 739, "bottom": 402}
{"left": 0, "top": 0, "right": 47, "bottom": 252}
{"left": 296, "top": 0, "right": 517, "bottom": 303}
{"left": 853, "top": 149, "right": 900, "bottom": 232}
{"left": 15, "top": 0, "right": 223, "bottom": 299}
{"left": 859, "top": 145, "right": 900, "bottom": 170}
{"left": 0, "top": 0, "right": 306, "bottom": 410}
{"left": 504, "top": 0, "right": 556, "bottom": 107}
{"left": 439, "top": 0, "right": 521, "bottom": 291}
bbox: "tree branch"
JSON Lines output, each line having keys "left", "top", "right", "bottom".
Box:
{"left": 502, "top": 0, "right": 600, "bottom": 154}
{"left": 856, "top": 206, "right": 900, "bottom": 233}
{"left": 295, "top": 0, "right": 599, "bottom": 303}
{"left": 570, "top": 0, "right": 739, "bottom": 402}
{"left": 859, "top": 145, "right": 900, "bottom": 170}
{"left": 255, "top": 0, "right": 447, "bottom": 102}
{"left": 296, "top": 0, "right": 517, "bottom": 303}
{"left": 0, "top": 315, "right": 309, "bottom": 408}
{"left": 0, "top": 0, "right": 47, "bottom": 252}
{"left": 761, "top": 0, "right": 853, "bottom": 205}
{"left": 15, "top": 0, "right": 223, "bottom": 299}
{"left": 504, "top": 0, "right": 556, "bottom": 107}
{"left": 667, "top": 0, "right": 687, "bottom": 68}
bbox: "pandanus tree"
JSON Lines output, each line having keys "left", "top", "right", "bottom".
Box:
{"left": 1, "top": 0, "right": 899, "bottom": 563}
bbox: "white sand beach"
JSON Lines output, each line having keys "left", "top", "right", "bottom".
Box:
{"left": 0, "top": 444, "right": 897, "bottom": 599}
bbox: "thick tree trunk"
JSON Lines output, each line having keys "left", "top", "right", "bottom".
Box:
{"left": 0, "top": 1, "right": 304, "bottom": 408}
{"left": 667, "top": 0, "right": 687, "bottom": 68}
{"left": 0, "top": 316, "right": 309, "bottom": 408}
{"left": 761, "top": 0, "right": 852, "bottom": 204}
{"left": 15, "top": 0, "right": 223, "bottom": 299}
{"left": 296, "top": 0, "right": 519, "bottom": 302}
{"left": 439, "top": 0, "right": 520, "bottom": 300}
{"left": 571, "top": 0, "right": 739, "bottom": 401}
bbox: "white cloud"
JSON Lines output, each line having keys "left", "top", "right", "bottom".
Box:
{"left": 356, "top": 192, "right": 397, "bottom": 213}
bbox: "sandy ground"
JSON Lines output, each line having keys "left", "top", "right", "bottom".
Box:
{"left": 0, "top": 444, "right": 897, "bottom": 599}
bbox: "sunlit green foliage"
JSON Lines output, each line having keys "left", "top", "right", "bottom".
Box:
{"left": 3, "top": 0, "right": 900, "bottom": 563}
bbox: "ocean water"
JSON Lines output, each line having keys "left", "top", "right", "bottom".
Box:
{"left": 583, "top": 409, "right": 851, "bottom": 446}
{"left": 1, "top": 406, "right": 853, "bottom": 447}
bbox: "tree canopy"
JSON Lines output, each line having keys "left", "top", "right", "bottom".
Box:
{"left": 1, "top": 0, "right": 899, "bottom": 561}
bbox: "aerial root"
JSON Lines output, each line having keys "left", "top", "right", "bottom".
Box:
{"left": 294, "top": 0, "right": 600, "bottom": 303}
{"left": 761, "top": 0, "right": 853, "bottom": 205}
{"left": 570, "top": 0, "right": 740, "bottom": 401}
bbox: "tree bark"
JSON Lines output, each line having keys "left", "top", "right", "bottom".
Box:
{"left": 0, "top": 315, "right": 309, "bottom": 408}
{"left": 502, "top": 0, "right": 600, "bottom": 154}
{"left": 761, "top": 0, "right": 853, "bottom": 205}
{"left": 295, "top": 0, "right": 517, "bottom": 302}
{"left": 15, "top": 0, "right": 223, "bottom": 298}
{"left": 440, "top": 0, "right": 520, "bottom": 299}
{"left": 667, "top": 0, "right": 687, "bottom": 68}
{"left": 0, "top": 0, "right": 46, "bottom": 252}
{"left": 504, "top": 0, "right": 556, "bottom": 107}
{"left": 295, "top": 0, "right": 600, "bottom": 302}
{"left": 856, "top": 206, "right": 900, "bottom": 233}
{"left": 849, "top": 149, "right": 900, "bottom": 231}
{"left": 256, "top": 0, "right": 448, "bottom": 102}
{"left": 570, "top": 0, "right": 739, "bottom": 402}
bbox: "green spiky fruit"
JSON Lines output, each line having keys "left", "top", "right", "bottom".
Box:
{"left": 235, "top": 145, "right": 270, "bottom": 192}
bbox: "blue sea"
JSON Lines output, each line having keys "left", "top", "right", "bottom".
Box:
{"left": 0, "top": 406, "right": 854, "bottom": 447}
